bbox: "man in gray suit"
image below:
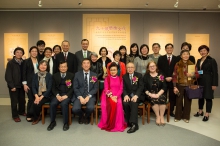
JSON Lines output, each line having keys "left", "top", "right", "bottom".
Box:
{"left": 75, "top": 39, "right": 91, "bottom": 71}
{"left": 72, "top": 58, "right": 98, "bottom": 124}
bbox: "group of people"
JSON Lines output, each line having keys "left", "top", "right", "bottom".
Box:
{"left": 5, "top": 39, "right": 218, "bottom": 134}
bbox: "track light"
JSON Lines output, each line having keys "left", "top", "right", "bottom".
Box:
{"left": 174, "top": 0, "right": 179, "bottom": 8}
{"left": 38, "top": 0, "right": 42, "bottom": 7}
{"left": 78, "top": 2, "right": 82, "bottom": 6}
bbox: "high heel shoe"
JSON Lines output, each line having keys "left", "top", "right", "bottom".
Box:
{"left": 194, "top": 111, "right": 204, "bottom": 117}
{"left": 156, "top": 122, "right": 160, "bottom": 126}
{"left": 160, "top": 123, "right": 166, "bottom": 126}
{"left": 183, "top": 119, "right": 189, "bottom": 123}
{"left": 202, "top": 116, "right": 209, "bottom": 122}
{"left": 174, "top": 119, "right": 179, "bottom": 122}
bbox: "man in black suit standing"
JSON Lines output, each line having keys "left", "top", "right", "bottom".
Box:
{"left": 157, "top": 43, "right": 178, "bottom": 117}
{"left": 47, "top": 61, "right": 74, "bottom": 131}
{"left": 123, "top": 62, "right": 144, "bottom": 133}
{"left": 75, "top": 39, "right": 91, "bottom": 71}
{"left": 56, "top": 40, "right": 77, "bottom": 74}
{"left": 72, "top": 58, "right": 98, "bottom": 125}
{"left": 36, "top": 40, "right": 45, "bottom": 61}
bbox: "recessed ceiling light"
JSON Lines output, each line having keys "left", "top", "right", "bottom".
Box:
{"left": 38, "top": 0, "right": 42, "bottom": 7}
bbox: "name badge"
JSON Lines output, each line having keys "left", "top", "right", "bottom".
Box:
{"left": 198, "top": 70, "right": 203, "bottom": 74}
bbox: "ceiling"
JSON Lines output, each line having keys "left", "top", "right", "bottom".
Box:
{"left": 0, "top": 0, "right": 220, "bottom": 11}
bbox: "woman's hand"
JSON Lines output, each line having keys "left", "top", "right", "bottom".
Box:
{"left": 212, "top": 86, "right": 217, "bottom": 90}
{"left": 11, "top": 88, "right": 16, "bottom": 92}
{"left": 186, "top": 73, "right": 192, "bottom": 77}
{"left": 173, "top": 87, "right": 179, "bottom": 94}
{"left": 111, "top": 96, "right": 117, "bottom": 102}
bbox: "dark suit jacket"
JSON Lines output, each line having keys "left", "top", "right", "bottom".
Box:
{"left": 157, "top": 55, "right": 178, "bottom": 88}
{"left": 196, "top": 56, "right": 218, "bottom": 99}
{"left": 32, "top": 73, "right": 52, "bottom": 98}
{"left": 122, "top": 72, "right": 145, "bottom": 102}
{"left": 176, "top": 55, "right": 196, "bottom": 64}
{"left": 75, "top": 50, "right": 91, "bottom": 71}
{"left": 90, "top": 62, "right": 104, "bottom": 80}
{"left": 46, "top": 57, "right": 57, "bottom": 75}
{"left": 52, "top": 72, "right": 74, "bottom": 98}
{"left": 72, "top": 71, "right": 98, "bottom": 102}
{"left": 56, "top": 52, "right": 78, "bottom": 74}
{"left": 23, "top": 58, "right": 38, "bottom": 87}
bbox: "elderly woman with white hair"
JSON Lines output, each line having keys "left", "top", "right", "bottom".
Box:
{"left": 90, "top": 52, "right": 104, "bottom": 80}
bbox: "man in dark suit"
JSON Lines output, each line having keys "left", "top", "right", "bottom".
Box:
{"left": 36, "top": 40, "right": 45, "bottom": 61}
{"left": 47, "top": 61, "right": 74, "bottom": 131}
{"left": 75, "top": 39, "right": 91, "bottom": 71}
{"left": 72, "top": 58, "right": 98, "bottom": 124}
{"left": 56, "top": 40, "right": 77, "bottom": 74}
{"left": 123, "top": 62, "right": 144, "bottom": 133}
{"left": 157, "top": 43, "right": 178, "bottom": 117}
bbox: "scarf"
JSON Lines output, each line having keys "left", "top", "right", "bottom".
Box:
{"left": 43, "top": 57, "right": 53, "bottom": 74}
{"left": 38, "top": 71, "right": 47, "bottom": 95}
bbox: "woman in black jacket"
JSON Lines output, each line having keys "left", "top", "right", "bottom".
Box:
{"left": 194, "top": 45, "right": 218, "bottom": 122}
{"left": 90, "top": 52, "right": 104, "bottom": 80}
{"left": 32, "top": 60, "right": 52, "bottom": 125}
{"left": 22, "top": 46, "right": 39, "bottom": 122}
{"left": 5, "top": 47, "right": 26, "bottom": 122}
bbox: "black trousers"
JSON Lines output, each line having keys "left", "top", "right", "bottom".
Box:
{"left": 198, "top": 98, "right": 213, "bottom": 113}
{"left": 26, "top": 88, "right": 34, "bottom": 118}
{"left": 72, "top": 98, "right": 95, "bottom": 119}
{"left": 123, "top": 101, "right": 139, "bottom": 124}
{"left": 32, "top": 97, "right": 50, "bottom": 121}
{"left": 167, "top": 87, "right": 176, "bottom": 113}
{"left": 50, "top": 97, "right": 70, "bottom": 124}
{"left": 9, "top": 88, "right": 25, "bottom": 118}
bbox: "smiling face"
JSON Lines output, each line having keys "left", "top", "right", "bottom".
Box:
{"left": 30, "top": 48, "right": 38, "bottom": 58}
{"left": 81, "top": 40, "right": 89, "bottom": 51}
{"left": 39, "top": 62, "right": 47, "bottom": 72}
{"left": 62, "top": 41, "right": 70, "bottom": 52}
{"left": 82, "top": 60, "right": 91, "bottom": 72}
{"left": 141, "top": 46, "right": 149, "bottom": 55}
{"left": 131, "top": 46, "right": 138, "bottom": 54}
{"left": 91, "top": 55, "right": 98, "bottom": 62}
{"left": 14, "top": 50, "right": 23, "bottom": 59}
{"left": 114, "top": 54, "right": 121, "bottom": 62}
{"left": 181, "top": 45, "right": 190, "bottom": 51}
{"left": 165, "top": 45, "right": 173, "bottom": 54}
{"left": 44, "top": 49, "right": 52, "bottom": 58}
{"left": 126, "top": 63, "right": 135, "bottom": 74}
{"left": 152, "top": 44, "right": 160, "bottom": 54}
{"left": 54, "top": 46, "right": 61, "bottom": 55}
{"left": 120, "top": 48, "right": 126, "bottom": 56}
{"left": 101, "top": 48, "right": 107, "bottom": 57}
{"left": 110, "top": 66, "right": 118, "bottom": 77}
{"left": 199, "top": 48, "right": 209, "bottom": 58}
{"left": 38, "top": 44, "right": 45, "bottom": 54}
{"left": 181, "top": 52, "right": 190, "bottom": 61}
{"left": 148, "top": 62, "right": 157, "bottom": 73}
{"left": 59, "top": 62, "right": 68, "bottom": 73}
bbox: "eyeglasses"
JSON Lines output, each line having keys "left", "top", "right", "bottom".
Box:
{"left": 149, "top": 65, "right": 156, "bottom": 68}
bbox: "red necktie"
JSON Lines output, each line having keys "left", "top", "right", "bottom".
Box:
{"left": 168, "top": 57, "right": 171, "bottom": 65}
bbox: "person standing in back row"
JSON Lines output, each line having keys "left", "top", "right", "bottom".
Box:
{"left": 56, "top": 40, "right": 78, "bottom": 74}
{"left": 157, "top": 43, "right": 178, "bottom": 117}
{"left": 75, "top": 39, "right": 91, "bottom": 71}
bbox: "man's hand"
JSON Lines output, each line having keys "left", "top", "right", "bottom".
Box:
{"left": 84, "top": 96, "right": 90, "bottom": 103}
{"left": 131, "top": 95, "right": 138, "bottom": 102}
{"left": 123, "top": 95, "right": 130, "bottom": 102}
{"left": 11, "top": 88, "right": 16, "bottom": 92}
{"left": 79, "top": 96, "right": 86, "bottom": 105}
{"left": 60, "top": 95, "right": 68, "bottom": 101}
{"left": 23, "top": 85, "right": 30, "bottom": 93}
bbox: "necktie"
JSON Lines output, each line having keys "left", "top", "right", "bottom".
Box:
{"left": 64, "top": 53, "right": 67, "bottom": 61}
{"left": 130, "top": 75, "right": 133, "bottom": 85}
{"left": 84, "top": 73, "right": 88, "bottom": 97}
{"left": 61, "top": 73, "right": 65, "bottom": 78}
{"left": 83, "top": 51, "right": 87, "bottom": 58}
{"left": 168, "top": 57, "right": 171, "bottom": 65}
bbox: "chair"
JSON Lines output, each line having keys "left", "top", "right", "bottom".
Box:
{"left": 41, "top": 102, "right": 72, "bottom": 125}
{"left": 95, "top": 80, "right": 104, "bottom": 125}
{"left": 138, "top": 102, "right": 146, "bottom": 125}
{"left": 146, "top": 101, "right": 170, "bottom": 124}
{"left": 69, "top": 103, "right": 94, "bottom": 125}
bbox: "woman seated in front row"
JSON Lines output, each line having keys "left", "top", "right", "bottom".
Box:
{"left": 31, "top": 60, "right": 52, "bottom": 125}
{"left": 143, "top": 61, "right": 167, "bottom": 126}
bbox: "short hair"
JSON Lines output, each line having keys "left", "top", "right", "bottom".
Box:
{"left": 140, "top": 44, "right": 149, "bottom": 54}
{"left": 108, "top": 62, "right": 118, "bottom": 70}
{"left": 198, "top": 45, "right": 210, "bottom": 52}
{"left": 43, "top": 47, "right": 52, "bottom": 54}
{"left": 90, "top": 52, "right": 98, "bottom": 58}
{"left": 126, "top": 62, "right": 135, "bottom": 67}
{"left": 59, "top": 60, "right": 68, "bottom": 67}
{"left": 38, "top": 60, "right": 48, "bottom": 70}
{"left": 53, "top": 45, "right": 62, "bottom": 52}
{"left": 81, "top": 39, "right": 89, "bottom": 44}
{"left": 129, "top": 43, "right": 139, "bottom": 56}
{"left": 180, "top": 50, "right": 190, "bottom": 56}
{"left": 29, "top": 46, "right": 39, "bottom": 53}
{"left": 181, "top": 42, "right": 192, "bottom": 51}
{"left": 165, "top": 43, "right": 174, "bottom": 48}
{"left": 14, "top": 47, "right": 25, "bottom": 55}
{"left": 152, "top": 43, "right": 161, "bottom": 48}
{"left": 146, "top": 61, "right": 159, "bottom": 74}
{"left": 113, "top": 50, "right": 121, "bottom": 58}
{"left": 62, "top": 40, "right": 70, "bottom": 46}
{"left": 119, "top": 45, "right": 127, "bottom": 55}
{"left": 82, "top": 58, "right": 91, "bottom": 65}
{"left": 36, "top": 40, "right": 45, "bottom": 46}
{"left": 99, "top": 47, "right": 108, "bottom": 55}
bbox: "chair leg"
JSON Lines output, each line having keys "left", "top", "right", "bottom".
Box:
{"left": 90, "top": 112, "right": 94, "bottom": 125}
{"left": 95, "top": 107, "right": 98, "bottom": 125}
{"left": 147, "top": 103, "right": 151, "bottom": 123}
{"left": 167, "top": 103, "right": 170, "bottom": 122}
{"left": 42, "top": 106, "right": 45, "bottom": 124}
{"left": 142, "top": 106, "right": 145, "bottom": 125}
{"left": 68, "top": 105, "right": 72, "bottom": 125}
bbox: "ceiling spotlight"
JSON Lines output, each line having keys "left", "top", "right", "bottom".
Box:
{"left": 174, "top": 0, "right": 179, "bottom": 8}
{"left": 38, "top": 0, "right": 42, "bottom": 7}
{"left": 78, "top": 2, "right": 82, "bottom": 6}
{"left": 145, "top": 3, "right": 149, "bottom": 7}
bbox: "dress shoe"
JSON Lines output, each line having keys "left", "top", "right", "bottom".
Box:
{"left": 84, "top": 117, "right": 90, "bottom": 125}
{"left": 170, "top": 113, "right": 175, "bottom": 117}
{"left": 174, "top": 119, "right": 179, "bottom": 122}
{"left": 13, "top": 117, "right": 21, "bottom": 122}
{"left": 78, "top": 117, "right": 83, "bottom": 124}
{"left": 194, "top": 112, "right": 204, "bottom": 117}
{"left": 183, "top": 119, "right": 189, "bottom": 123}
{"left": 47, "top": 121, "right": 56, "bottom": 131}
{"left": 32, "top": 116, "right": 41, "bottom": 125}
{"left": 63, "top": 123, "right": 69, "bottom": 131}
{"left": 19, "top": 113, "right": 27, "bottom": 116}
{"left": 202, "top": 116, "right": 209, "bottom": 122}
{"left": 127, "top": 123, "right": 139, "bottom": 133}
